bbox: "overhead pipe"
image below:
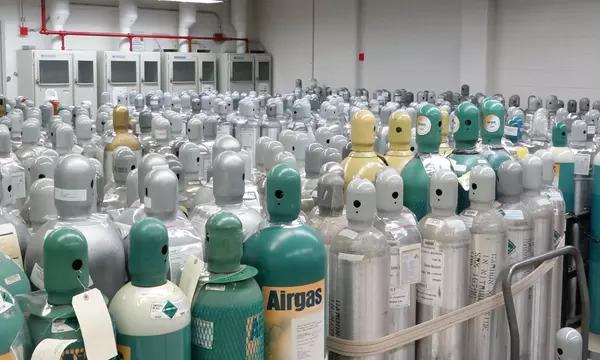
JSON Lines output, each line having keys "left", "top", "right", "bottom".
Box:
{"left": 47, "top": 0, "right": 70, "bottom": 50}
{"left": 38, "top": 0, "right": 249, "bottom": 52}
{"left": 178, "top": 2, "right": 196, "bottom": 52}
{"left": 230, "top": 0, "right": 248, "bottom": 54}
{"left": 118, "top": 0, "right": 138, "bottom": 51}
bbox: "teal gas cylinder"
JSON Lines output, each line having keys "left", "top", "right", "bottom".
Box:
{"left": 192, "top": 211, "right": 264, "bottom": 360}
{"left": 401, "top": 103, "right": 451, "bottom": 219}
{"left": 0, "top": 285, "right": 30, "bottom": 359}
{"left": 550, "top": 122, "right": 575, "bottom": 214}
{"left": 481, "top": 99, "right": 513, "bottom": 171}
{"left": 17, "top": 228, "right": 97, "bottom": 359}
{"left": 448, "top": 101, "right": 489, "bottom": 212}
{"left": 589, "top": 152, "right": 600, "bottom": 333}
{"left": 242, "top": 163, "right": 326, "bottom": 360}
{"left": 109, "top": 218, "right": 191, "bottom": 360}
{"left": 0, "top": 253, "right": 30, "bottom": 296}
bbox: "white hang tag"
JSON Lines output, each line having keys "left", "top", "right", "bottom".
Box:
{"left": 31, "top": 339, "right": 77, "bottom": 360}
{"left": 11, "top": 171, "right": 26, "bottom": 200}
{"left": 72, "top": 289, "right": 117, "bottom": 360}
{"left": 574, "top": 153, "right": 591, "bottom": 176}
{"left": 0, "top": 223, "right": 22, "bottom": 269}
{"left": 179, "top": 255, "right": 205, "bottom": 302}
{"left": 72, "top": 145, "right": 84, "bottom": 155}
{"left": 30, "top": 263, "right": 45, "bottom": 290}
{"left": 457, "top": 171, "right": 471, "bottom": 191}
{"left": 504, "top": 126, "right": 518, "bottom": 137}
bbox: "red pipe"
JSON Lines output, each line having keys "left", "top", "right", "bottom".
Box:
{"left": 39, "top": 0, "right": 249, "bottom": 52}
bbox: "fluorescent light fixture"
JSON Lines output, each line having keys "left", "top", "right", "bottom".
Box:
{"left": 158, "top": 0, "right": 224, "bottom": 3}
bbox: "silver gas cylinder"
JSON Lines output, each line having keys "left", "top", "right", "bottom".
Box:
{"left": 150, "top": 116, "right": 173, "bottom": 155}
{"left": 15, "top": 119, "right": 45, "bottom": 173}
{"left": 569, "top": 120, "right": 594, "bottom": 215}
{"left": 214, "top": 99, "right": 233, "bottom": 138}
{"left": 520, "top": 154, "right": 554, "bottom": 360}
{"left": 291, "top": 131, "right": 312, "bottom": 176}
{"left": 497, "top": 160, "right": 533, "bottom": 359}
{"left": 236, "top": 148, "right": 262, "bottom": 212}
{"left": 26, "top": 177, "right": 56, "bottom": 236}
{"left": 460, "top": 166, "right": 507, "bottom": 360}
{"left": 126, "top": 168, "right": 138, "bottom": 207}
{"left": 75, "top": 116, "right": 102, "bottom": 162}
{"left": 185, "top": 117, "right": 211, "bottom": 180}
{"left": 24, "top": 154, "right": 126, "bottom": 298}
{"left": 234, "top": 100, "right": 260, "bottom": 170}
{"left": 258, "top": 140, "right": 284, "bottom": 214}
{"left": 253, "top": 136, "right": 273, "bottom": 186}
{"left": 190, "top": 150, "right": 263, "bottom": 242}
{"left": 315, "top": 126, "right": 334, "bottom": 148}
{"left": 417, "top": 169, "right": 470, "bottom": 360}
{"left": 130, "top": 167, "right": 202, "bottom": 284}
{"left": 308, "top": 171, "right": 347, "bottom": 250}
{"left": 279, "top": 129, "right": 296, "bottom": 153}
{"left": 301, "top": 143, "right": 325, "bottom": 213}
{"left": 329, "top": 178, "right": 391, "bottom": 360}
{"left": 261, "top": 102, "right": 282, "bottom": 140}
{"left": 103, "top": 146, "right": 136, "bottom": 218}
{"left": 374, "top": 167, "right": 421, "bottom": 360}
{"left": 0, "top": 171, "right": 31, "bottom": 255}
{"left": 138, "top": 110, "right": 156, "bottom": 154}
{"left": 177, "top": 142, "right": 203, "bottom": 212}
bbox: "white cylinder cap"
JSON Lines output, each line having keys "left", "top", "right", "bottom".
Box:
{"left": 279, "top": 130, "right": 296, "bottom": 152}
{"left": 330, "top": 135, "right": 348, "bottom": 153}
{"left": 315, "top": 127, "right": 333, "bottom": 147}
{"left": 58, "top": 109, "right": 72, "bottom": 126}
{"left": 31, "top": 155, "right": 57, "bottom": 181}
{"left": 375, "top": 167, "right": 404, "bottom": 213}
{"left": 0, "top": 125, "right": 10, "bottom": 156}
{"left": 469, "top": 165, "right": 496, "bottom": 203}
{"left": 346, "top": 178, "right": 377, "bottom": 223}
{"left": 179, "top": 142, "right": 202, "bottom": 174}
{"left": 212, "top": 135, "right": 241, "bottom": 162}
{"left": 29, "top": 178, "right": 57, "bottom": 224}
{"left": 187, "top": 117, "right": 203, "bottom": 142}
{"left": 264, "top": 141, "right": 285, "bottom": 171}
{"left": 55, "top": 123, "right": 75, "bottom": 153}
{"left": 520, "top": 154, "right": 543, "bottom": 191}
{"left": 112, "top": 146, "right": 136, "bottom": 184}
{"left": 237, "top": 149, "right": 253, "bottom": 181}
{"left": 274, "top": 151, "right": 297, "bottom": 169}
{"left": 152, "top": 117, "right": 171, "bottom": 142}
{"left": 256, "top": 137, "right": 274, "bottom": 168}
{"left": 126, "top": 168, "right": 139, "bottom": 207}
{"left": 323, "top": 148, "right": 342, "bottom": 163}
{"left": 570, "top": 119, "right": 587, "bottom": 142}
{"left": 138, "top": 153, "right": 168, "bottom": 201}
{"left": 497, "top": 160, "right": 523, "bottom": 197}
{"left": 212, "top": 150, "right": 245, "bottom": 204}
{"left": 555, "top": 327, "right": 583, "bottom": 360}
{"left": 305, "top": 143, "right": 325, "bottom": 175}
{"left": 180, "top": 93, "right": 191, "bottom": 109}
{"left": 144, "top": 168, "right": 178, "bottom": 215}
{"left": 22, "top": 119, "right": 41, "bottom": 144}
{"left": 75, "top": 117, "right": 93, "bottom": 140}
{"left": 239, "top": 100, "right": 256, "bottom": 118}
{"left": 430, "top": 169, "right": 458, "bottom": 211}
{"left": 96, "top": 111, "right": 109, "bottom": 134}
{"left": 292, "top": 132, "right": 311, "bottom": 161}
{"left": 534, "top": 149, "right": 555, "bottom": 184}
{"left": 54, "top": 154, "right": 95, "bottom": 218}
{"left": 201, "top": 95, "right": 211, "bottom": 110}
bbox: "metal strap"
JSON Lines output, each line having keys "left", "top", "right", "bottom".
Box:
{"left": 327, "top": 243, "right": 562, "bottom": 357}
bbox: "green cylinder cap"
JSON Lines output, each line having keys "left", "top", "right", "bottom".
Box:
{"left": 552, "top": 121, "right": 568, "bottom": 147}
{"left": 205, "top": 211, "right": 243, "bottom": 273}
{"left": 453, "top": 101, "right": 481, "bottom": 148}
{"left": 481, "top": 99, "right": 505, "bottom": 144}
{"left": 266, "top": 163, "right": 301, "bottom": 223}
{"left": 129, "top": 218, "right": 169, "bottom": 287}
{"left": 44, "top": 227, "right": 89, "bottom": 305}
{"left": 416, "top": 103, "right": 441, "bottom": 153}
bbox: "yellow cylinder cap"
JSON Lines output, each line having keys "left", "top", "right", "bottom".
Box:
{"left": 112, "top": 105, "right": 130, "bottom": 131}
{"left": 351, "top": 110, "right": 377, "bottom": 147}
{"left": 515, "top": 146, "right": 529, "bottom": 160}
{"left": 388, "top": 111, "right": 411, "bottom": 149}
{"left": 440, "top": 109, "right": 450, "bottom": 138}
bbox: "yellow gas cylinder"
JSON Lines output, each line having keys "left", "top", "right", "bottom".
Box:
{"left": 439, "top": 108, "right": 452, "bottom": 156}
{"left": 385, "top": 110, "right": 414, "bottom": 171}
{"left": 341, "top": 110, "right": 386, "bottom": 185}
{"left": 104, "top": 105, "right": 142, "bottom": 182}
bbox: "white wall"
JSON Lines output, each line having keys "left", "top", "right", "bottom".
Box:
{"left": 0, "top": 0, "right": 244, "bottom": 97}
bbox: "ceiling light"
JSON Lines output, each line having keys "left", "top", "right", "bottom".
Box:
{"left": 158, "top": 0, "right": 224, "bottom": 3}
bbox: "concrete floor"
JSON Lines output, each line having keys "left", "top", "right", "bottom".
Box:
{"left": 590, "top": 333, "right": 600, "bottom": 359}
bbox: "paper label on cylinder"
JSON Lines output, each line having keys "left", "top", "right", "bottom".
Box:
{"left": 417, "top": 239, "right": 444, "bottom": 306}
{"left": 11, "top": 171, "right": 25, "bottom": 199}
{"left": 217, "top": 124, "right": 231, "bottom": 138}
{"left": 507, "top": 228, "right": 533, "bottom": 265}
{"left": 588, "top": 125, "right": 596, "bottom": 135}
{"left": 424, "top": 218, "right": 443, "bottom": 228}
{"left": 262, "top": 280, "right": 325, "bottom": 360}
{"left": 30, "top": 263, "right": 45, "bottom": 290}
{"left": 552, "top": 164, "right": 560, "bottom": 188}
{"left": 504, "top": 125, "right": 518, "bottom": 137}
{"left": 149, "top": 297, "right": 188, "bottom": 319}
{"left": 4, "top": 273, "right": 21, "bottom": 286}
{"left": 0, "top": 224, "right": 22, "bottom": 269}
{"left": 154, "top": 129, "right": 168, "bottom": 140}
{"left": 468, "top": 233, "right": 504, "bottom": 301}
{"left": 72, "top": 288, "right": 118, "bottom": 360}
{"left": 0, "top": 297, "right": 13, "bottom": 315}
{"left": 501, "top": 209, "right": 524, "bottom": 220}
{"left": 574, "top": 153, "right": 591, "bottom": 175}
{"left": 416, "top": 116, "right": 431, "bottom": 135}
{"left": 51, "top": 319, "right": 76, "bottom": 334}
{"left": 460, "top": 209, "right": 478, "bottom": 228}
{"left": 483, "top": 115, "right": 500, "bottom": 133}
{"left": 452, "top": 164, "right": 466, "bottom": 173}
{"left": 55, "top": 188, "right": 87, "bottom": 202}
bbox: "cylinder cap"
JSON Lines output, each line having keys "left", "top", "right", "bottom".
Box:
{"left": 129, "top": 218, "right": 169, "bottom": 287}
{"left": 469, "top": 165, "right": 496, "bottom": 202}
{"left": 213, "top": 151, "right": 245, "bottom": 205}
{"left": 375, "top": 167, "right": 404, "bottom": 213}
{"left": 430, "top": 169, "right": 458, "bottom": 211}
{"left": 205, "top": 211, "right": 243, "bottom": 273}
{"left": 317, "top": 172, "right": 344, "bottom": 211}
{"left": 346, "top": 178, "right": 376, "bottom": 223}
{"left": 520, "top": 155, "right": 543, "bottom": 191}
{"left": 266, "top": 163, "right": 301, "bottom": 222}
{"left": 497, "top": 160, "right": 523, "bottom": 197}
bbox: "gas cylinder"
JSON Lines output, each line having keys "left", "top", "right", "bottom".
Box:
{"left": 550, "top": 122, "right": 575, "bottom": 213}
{"left": 177, "top": 142, "right": 204, "bottom": 212}
{"left": 190, "top": 150, "right": 262, "bottom": 241}
{"left": 341, "top": 110, "right": 386, "bottom": 185}
{"left": 496, "top": 160, "right": 533, "bottom": 358}
{"left": 448, "top": 101, "right": 490, "bottom": 212}
{"left": 569, "top": 119, "right": 594, "bottom": 215}
{"left": 315, "top": 126, "right": 334, "bottom": 148}
{"left": 520, "top": 154, "right": 554, "bottom": 360}
{"left": 374, "top": 168, "right": 421, "bottom": 360}
{"left": 555, "top": 327, "right": 582, "bottom": 360}
{"left": 401, "top": 103, "right": 452, "bottom": 220}
{"left": 329, "top": 178, "right": 390, "bottom": 360}
{"left": 138, "top": 110, "right": 156, "bottom": 154}
{"left": 15, "top": 119, "right": 45, "bottom": 170}
{"left": 301, "top": 143, "right": 325, "bottom": 213}
{"left": 191, "top": 211, "right": 264, "bottom": 360}
{"left": 261, "top": 102, "right": 282, "bottom": 140}
{"left": 589, "top": 149, "right": 600, "bottom": 333}
{"left": 416, "top": 169, "right": 470, "bottom": 360}
{"left": 131, "top": 167, "right": 202, "bottom": 284}
{"left": 76, "top": 116, "right": 102, "bottom": 162}
{"left": 151, "top": 117, "right": 173, "bottom": 155}
{"left": 0, "top": 252, "right": 30, "bottom": 296}
{"left": 254, "top": 137, "right": 274, "bottom": 186}
{"left": 110, "top": 218, "right": 191, "bottom": 360}
{"left": 480, "top": 99, "right": 513, "bottom": 171}
{"left": 185, "top": 118, "right": 211, "bottom": 179}
{"left": 19, "top": 227, "right": 97, "bottom": 358}
{"left": 460, "top": 166, "right": 506, "bottom": 360}
{"left": 25, "top": 154, "right": 127, "bottom": 298}
{"left": 104, "top": 105, "right": 142, "bottom": 185}
{"left": 0, "top": 125, "right": 26, "bottom": 212}
{"left": 375, "top": 102, "right": 399, "bottom": 154}
{"left": 0, "top": 285, "right": 29, "bottom": 359}
{"left": 308, "top": 171, "right": 347, "bottom": 251}
{"left": 257, "top": 140, "right": 285, "bottom": 213}
{"left": 234, "top": 99, "right": 260, "bottom": 169}
{"left": 26, "top": 178, "right": 56, "bottom": 236}
{"left": 102, "top": 146, "right": 136, "bottom": 217}
{"left": 243, "top": 163, "right": 326, "bottom": 360}
{"left": 438, "top": 106, "right": 452, "bottom": 156}
{"left": 385, "top": 110, "right": 414, "bottom": 172}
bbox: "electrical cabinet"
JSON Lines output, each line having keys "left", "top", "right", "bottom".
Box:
{"left": 197, "top": 53, "right": 217, "bottom": 92}
{"left": 98, "top": 51, "right": 140, "bottom": 105}
{"left": 139, "top": 52, "right": 161, "bottom": 95}
{"left": 17, "top": 50, "right": 74, "bottom": 105}
{"left": 217, "top": 53, "right": 255, "bottom": 93}
{"left": 162, "top": 52, "right": 198, "bottom": 94}
{"left": 72, "top": 50, "right": 97, "bottom": 113}
{"left": 254, "top": 53, "right": 272, "bottom": 95}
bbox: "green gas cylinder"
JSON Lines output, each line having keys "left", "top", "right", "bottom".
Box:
{"left": 242, "top": 163, "right": 327, "bottom": 360}
{"left": 448, "top": 101, "right": 489, "bottom": 212}
{"left": 17, "top": 227, "right": 96, "bottom": 359}
{"left": 480, "top": 99, "right": 513, "bottom": 171}
{"left": 401, "top": 103, "right": 451, "bottom": 219}
{"left": 0, "top": 285, "right": 30, "bottom": 359}
{"left": 109, "top": 218, "right": 191, "bottom": 360}
{"left": 550, "top": 121, "right": 575, "bottom": 214}
{"left": 0, "top": 253, "right": 30, "bottom": 296}
{"left": 192, "top": 211, "right": 264, "bottom": 360}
